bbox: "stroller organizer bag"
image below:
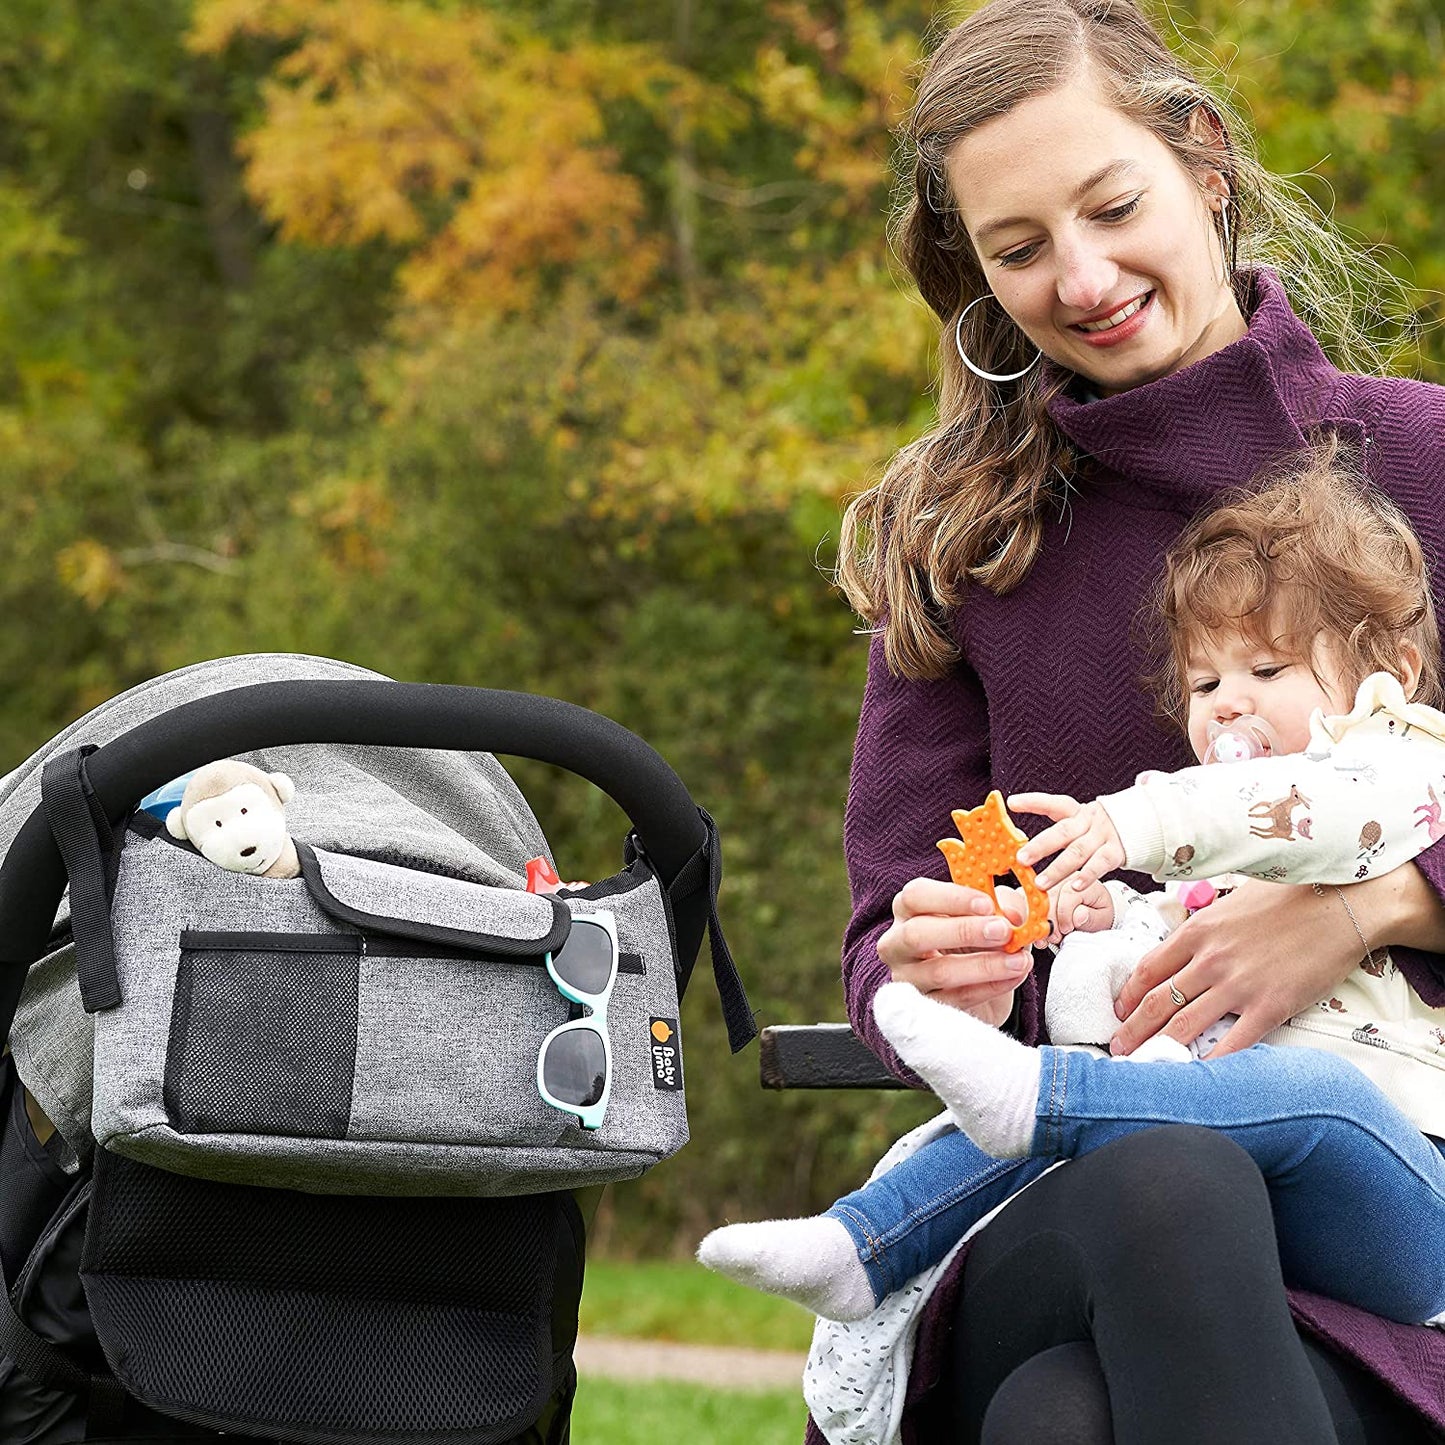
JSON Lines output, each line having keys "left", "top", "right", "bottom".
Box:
{"left": 0, "top": 661, "right": 754, "bottom": 1444}
{"left": 95, "top": 826, "right": 691, "bottom": 1194}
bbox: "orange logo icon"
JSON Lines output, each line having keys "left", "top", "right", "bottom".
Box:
{"left": 651, "top": 1020, "right": 674, "bottom": 1043}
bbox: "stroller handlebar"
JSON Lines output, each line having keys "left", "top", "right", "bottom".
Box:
{"left": 0, "top": 681, "right": 708, "bottom": 1006}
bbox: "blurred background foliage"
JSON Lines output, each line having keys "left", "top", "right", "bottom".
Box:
{"left": 1, "top": 0, "right": 1441, "bottom": 1252}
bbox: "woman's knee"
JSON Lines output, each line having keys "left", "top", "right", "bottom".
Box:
{"left": 980, "top": 1343, "right": 1112, "bottom": 1445}
{"left": 1086, "top": 1125, "right": 1273, "bottom": 1247}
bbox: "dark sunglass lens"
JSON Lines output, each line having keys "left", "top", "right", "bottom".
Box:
{"left": 551, "top": 920, "right": 614, "bottom": 995}
{"left": 542, "top": 1029, "right": 607, "bottom": 1108}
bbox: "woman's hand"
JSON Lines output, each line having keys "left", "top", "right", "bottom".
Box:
{"left": 1110, "top": 879, "right": 1357, "bottom": 1056}
{"left": 878, "top": 878, "right": 1034, "bottom": 1027}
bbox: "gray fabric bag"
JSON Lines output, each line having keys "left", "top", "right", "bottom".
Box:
{"left": 4, "top": 654, "right": 754, "bottom": 1197}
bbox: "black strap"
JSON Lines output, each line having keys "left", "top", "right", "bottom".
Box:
{"left": 40, "top": 748, "right": 122, "bottom": 1013}
{"left": 669, "top": 809, "right": 755, "bottom": 1055}
{"left": 0, "top": 1250, "right": 127, "bottom": 1435}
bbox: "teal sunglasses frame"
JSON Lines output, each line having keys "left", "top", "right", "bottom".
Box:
{"left": 536, "top": 910, "right": 619, "bottom": 1131}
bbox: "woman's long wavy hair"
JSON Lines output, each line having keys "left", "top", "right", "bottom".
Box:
{"left": 837, "top": 0, "right": 1416, "bottom": 680}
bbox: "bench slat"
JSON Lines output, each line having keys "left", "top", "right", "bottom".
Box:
{"left": 758, "top": 1023, "right": 907, "bottom": 1090}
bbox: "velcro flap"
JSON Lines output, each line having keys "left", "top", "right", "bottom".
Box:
{"left": 298, "top": 844, "right": 569, "bottom": 956}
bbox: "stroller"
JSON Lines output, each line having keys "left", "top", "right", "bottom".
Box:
{"left": 0, "top": 654, "right": 754, "bottom": 1443}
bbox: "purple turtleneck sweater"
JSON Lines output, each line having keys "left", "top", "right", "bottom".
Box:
{"left": 835, "top": 271, "right": 1445, "bottom": 1433}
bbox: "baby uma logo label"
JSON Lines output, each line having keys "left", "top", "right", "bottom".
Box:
{"left": 649, "top": 1018, "right": 683, "bottom": 1091}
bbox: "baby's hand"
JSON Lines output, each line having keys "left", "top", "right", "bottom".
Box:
{"left": 1047, "top": 876, "right": 1115, "bottom": 943}
{"left": 1010, "top": 793, "right": 1127, "bottom": 893}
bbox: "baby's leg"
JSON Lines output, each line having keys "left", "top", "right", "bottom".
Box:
{"left": 874, "top": 983, "right": 1445, "bottom": 1322}
{"left": 1033, "top": 1042, "right": 1445, "bottom": 1323}
{"left": 698, "top": 1130, "right": 1053, "bottom": 1320}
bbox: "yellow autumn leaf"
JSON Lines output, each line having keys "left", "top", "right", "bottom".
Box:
{"left": 56, "top": 539, "right": 126, "bottom": 609}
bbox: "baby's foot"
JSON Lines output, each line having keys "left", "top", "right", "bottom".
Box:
{"left": 697, "top": 1216, "right": 877, "bottom": 1322}
{"left": 873, "top": 981, "right": 1041, "bottom": 1158}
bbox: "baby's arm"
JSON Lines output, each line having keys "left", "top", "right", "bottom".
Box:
{"left": 1100, "top": 732, "right": 1445, "bottom": 887}
{"left": 1016, "top": 727, "right": 1445, "bottom": 891}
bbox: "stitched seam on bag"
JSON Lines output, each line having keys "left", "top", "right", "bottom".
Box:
{"left": 103, "top": 1123, "right": 665, "bottom": 1158}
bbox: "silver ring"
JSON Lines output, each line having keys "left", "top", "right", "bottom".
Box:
{"left": 1168, "top": 979, "right": 1188, "bottom": 1008}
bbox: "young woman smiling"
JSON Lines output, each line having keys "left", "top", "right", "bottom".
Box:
{"left": 827, "top": 0, "right": 1445, "bottom": 1441}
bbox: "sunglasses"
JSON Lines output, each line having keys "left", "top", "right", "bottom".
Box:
{"left": 536, "top": 911, "right": 619, "bottom": 1131}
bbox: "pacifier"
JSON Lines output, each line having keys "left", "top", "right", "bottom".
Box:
{"left": 1202, "top": 714, "right": 1280, "bottom": 766}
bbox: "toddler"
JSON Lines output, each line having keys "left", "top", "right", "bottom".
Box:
{"left": 700, "top": 446, "right": 1445, "bottom": 1327}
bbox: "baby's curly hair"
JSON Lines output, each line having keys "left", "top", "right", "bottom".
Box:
{"left": 1150, "top": 437, "right": 1441, "bottom": 731}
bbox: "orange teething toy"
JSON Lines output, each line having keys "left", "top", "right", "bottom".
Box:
{"left": 936, "top": 791, "right": 1051, "bottom": 954}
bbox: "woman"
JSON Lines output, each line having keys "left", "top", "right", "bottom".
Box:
{"left": 825, "top": 0, "right": 1445, "bottom": 1441}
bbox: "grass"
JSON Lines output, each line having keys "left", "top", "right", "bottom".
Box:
{"left": 573, "top": 1259, "right": 815, "bottom": 1442}
{"left": 578, "top": 1257, "right": 816, "bottom": 1353}
{"left": 571, "top": 1377, "right": 808, "bottom": 1444}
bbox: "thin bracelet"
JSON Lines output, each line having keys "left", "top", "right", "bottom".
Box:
{"left": 1312, "top": 882, "right": 1379, "bottom": 971}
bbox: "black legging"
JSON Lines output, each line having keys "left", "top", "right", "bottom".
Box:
{"left": 930, "top": 1126, "right": 1432, "bottom": 1445}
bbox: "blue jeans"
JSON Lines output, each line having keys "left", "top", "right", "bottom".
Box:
{"left": 826, "top": 1044, "right": 1445, "bottom": 1323}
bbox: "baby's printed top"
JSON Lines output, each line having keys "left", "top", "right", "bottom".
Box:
{"left": 1101, "top": 672, "right": 1445, "bottom": 888}
{"left": 1099, "top": 672, "right": 1445, "bottom": 1137}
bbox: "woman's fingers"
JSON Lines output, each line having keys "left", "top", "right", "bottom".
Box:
{"left": 892, "top": 876, "right": 997, "bottom": 922}
{"left": 993, "top": 884, "right": 1028, "bottom": 925}
{"left": 881, "top": 876, "right": 1035, "bottom": 1004}
{"left": 1111, "top": 926, "right": 1187, "bottom": 1021}
{"left": 1107, "top": 930, "right": 1200, "bottom": 1055}
{"left": 1196, "top": 1009, "right": 1272, "bottom": 1058}
{"left": 1110, "top": 882, "right": 1366, "bottom": 1057}
{"left": 884, "top": 910, "right": 1017, "bottom": 964}
{"left": 887, "top": 943, "right": 1032, "bottom": 994}
{"left": 1110, "top": 970, "right": 1216, "bottom": 1055}
{"left": 882, "top": 877, "right": 1026, "bottom": 967}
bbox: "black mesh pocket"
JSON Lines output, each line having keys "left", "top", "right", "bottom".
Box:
{"left": 164, "top": 931, "right": 360, "bottom": 1138}
{"left": 82, "top": 1151, "right": 570, "bottom": 1444}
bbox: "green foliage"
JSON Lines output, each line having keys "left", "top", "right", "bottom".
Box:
{"left": 0, "top": 0, "right": 1440, "bottom": 1249}
{"left": 1183, "top": 0, "right": 1445, "bottom": 363}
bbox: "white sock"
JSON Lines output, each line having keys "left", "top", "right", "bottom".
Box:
{"left": 696, "top": 1216, "right": 877, "bottom": 1321}
{"left": 872, "top": 981, "right": 1042, "bottom": 1159}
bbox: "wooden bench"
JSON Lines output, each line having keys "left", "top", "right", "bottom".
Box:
{"left": 758, "top": 1023, "right": 905, "bottom": 1090}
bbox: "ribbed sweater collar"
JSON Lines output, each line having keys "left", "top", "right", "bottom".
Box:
{"left": 1044, "top": 270, "right": 1343, "bottom": 504}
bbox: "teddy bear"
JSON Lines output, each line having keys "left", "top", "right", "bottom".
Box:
{"left": 165, "top": 759, "right": 300, "bottom": 879}
{"left": 1044, "top": 880, "right": 1235, "bottom": 1062}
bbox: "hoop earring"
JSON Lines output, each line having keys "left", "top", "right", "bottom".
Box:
{"left": 954, "top": 295, "right": 1042, "bottom": 384}
{"left": 1218, "top": 196, "right": 1233, "bottom": 278}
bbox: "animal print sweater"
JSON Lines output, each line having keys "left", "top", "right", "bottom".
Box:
{"left": 1100, "top": 671, "right": 1445, "bottom": 1136}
